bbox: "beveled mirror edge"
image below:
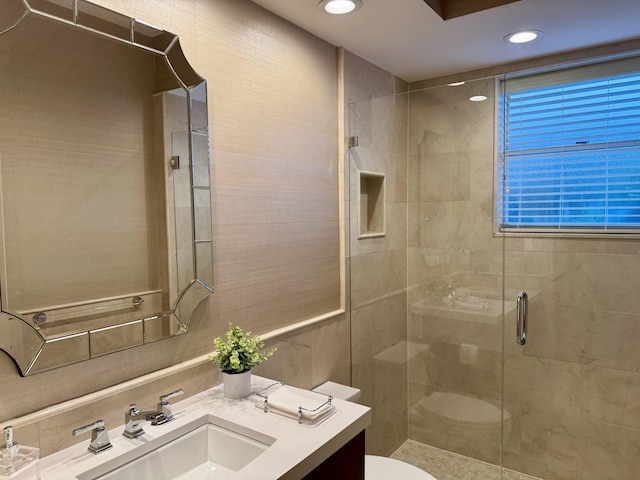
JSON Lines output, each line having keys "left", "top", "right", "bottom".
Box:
{"left": 0, "top": 0, "right": 213, "bottom": 376}
{"left": 0, "top": 312, "right": 45, "bottom": 375}
{"left": 0, "top": 4, "right": 28, "bottom": 36}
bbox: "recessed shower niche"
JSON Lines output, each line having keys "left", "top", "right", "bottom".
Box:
{"left": 0, "top": 0, "right": 213, "bottom": 375}
{"left": 357, "top": 171, "right": 386, "bottom": 239}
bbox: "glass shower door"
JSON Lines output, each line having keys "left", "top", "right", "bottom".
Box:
{"left": 405, "top": 78, "right": 505, "bottom": 473}
{"left": 500, "top": 76, "right": 640, "bottom": 480}
{"left": 348, "top": 92, "right": 409, "bottom": 457}
{"left": 502, "top": 231, "right": 640, "bottom": 480}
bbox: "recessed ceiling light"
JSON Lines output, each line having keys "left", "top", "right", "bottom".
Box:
{"left": 469, "top": 95, "right": 487, "bottom": 102}
{"left": 447, "top": 81, "right": 465, "bottom": 86}
{"left": 318, "top": 0, "right": 362, "bottom": 15}
{"left": 504, "top": 30, "right": 543, "bottom": 44}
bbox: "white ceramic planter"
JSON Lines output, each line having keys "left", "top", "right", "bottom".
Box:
{"left": 222, "top": 370, "right": 252, "bottom": 399}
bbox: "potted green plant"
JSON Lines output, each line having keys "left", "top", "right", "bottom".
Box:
{"left": 210, "top": 323, "right": 276, "bottom": 398}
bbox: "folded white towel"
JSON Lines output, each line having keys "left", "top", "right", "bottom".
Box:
{"left": 267, "top": 388, "right": 332, "bottom": 420}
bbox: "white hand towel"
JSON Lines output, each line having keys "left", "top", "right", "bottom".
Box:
{"left": 267, "top": 388, "right": 332, "bottom": 420}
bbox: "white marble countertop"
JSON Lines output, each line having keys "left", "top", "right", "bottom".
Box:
{"left": 33, "top": 376, "right": 371, "bottom": 480}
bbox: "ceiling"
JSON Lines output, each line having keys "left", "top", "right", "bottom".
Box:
{"left": 250, "top": 0, "right": 640, "bottom": 83}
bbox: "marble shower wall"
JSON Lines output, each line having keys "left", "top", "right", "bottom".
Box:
{"left": 406, "top": 79, "right": 505, "bottom": 465}
{"left": 406, "top": 79, "right": 640, "bottom": 480}
{"left": 344, "top": 50, "right": 409, "bottom": 456}
{"left": 501, "top": 238, "right": 640, "bottom": 480}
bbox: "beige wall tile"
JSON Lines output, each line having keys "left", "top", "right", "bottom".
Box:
{"left": 503, "top": 405, "right": 640, "bottom": 480}
{"left": 345, "top": 51, "right": 409, "bottom": 456}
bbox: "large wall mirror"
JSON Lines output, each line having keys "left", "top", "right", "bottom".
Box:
{"left": 0, "top": 0, "right": 213, "bottom": 375}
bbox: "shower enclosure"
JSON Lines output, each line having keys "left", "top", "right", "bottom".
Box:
{"left": 348, "top": 77, "right": 640, "bottom": 480}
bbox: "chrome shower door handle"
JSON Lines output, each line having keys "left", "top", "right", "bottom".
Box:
{"left": 516, "top": 291, "right": 528, "bottom": 345}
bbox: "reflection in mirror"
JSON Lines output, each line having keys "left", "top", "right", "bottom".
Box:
{"left": 0, "top": 0, "right": 213, "bottom": 375}
{"left": 0, "top": 0, "right": 28, "bottom": 35}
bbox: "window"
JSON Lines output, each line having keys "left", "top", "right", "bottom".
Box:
{"left": 499, "top": 56, "right": 640, "bottom": 233}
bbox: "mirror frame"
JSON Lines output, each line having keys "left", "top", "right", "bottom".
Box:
{"left": 0, "top": 0, "right": 213, "bottom": 375}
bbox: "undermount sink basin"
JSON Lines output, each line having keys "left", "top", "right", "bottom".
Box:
{"left": 77, "top": 415, "right": 275, "bottom": 480}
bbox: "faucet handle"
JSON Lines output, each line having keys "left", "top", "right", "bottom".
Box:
{"left": 72, "top": 419, "right": 112, "bottom": 454}
{"left": 159, "top": 389, "right": 184, "bottom": 404}
{"left": 157, "top": 389, "right": 183, "bottom": 421}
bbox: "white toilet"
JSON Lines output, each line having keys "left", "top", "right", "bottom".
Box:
{"left": 313, "top": 382, "right": 437, "bottom": 480}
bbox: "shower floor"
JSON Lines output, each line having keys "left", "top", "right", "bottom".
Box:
{"left": 391, "top": 440, "right": 541, "bottom": 480}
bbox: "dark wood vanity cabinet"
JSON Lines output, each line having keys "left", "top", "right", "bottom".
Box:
{"left": 302, "top": 430, "right": 365, "bottom": 480}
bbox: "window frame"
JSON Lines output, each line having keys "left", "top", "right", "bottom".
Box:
{"left": 495, "top": 55, "right": 640, "bottom": 237}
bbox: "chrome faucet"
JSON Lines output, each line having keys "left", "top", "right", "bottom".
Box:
{"left": 156, "top": 389, "right": 184, "bottom": 421}
{"left": 72, "top": 419, "right": 112, "bottom": 454}
{"left": 123, "top": 404, "right": 168, "bottom": 439}
{"left": 123, "top": 389, "right": 184, "bottom": 439}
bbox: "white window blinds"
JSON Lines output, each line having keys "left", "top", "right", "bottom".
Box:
{"left": 501, "top": 56, "right": 640, "bottom": 232}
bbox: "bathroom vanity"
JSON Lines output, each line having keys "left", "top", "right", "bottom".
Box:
{"left": 32, "top": 376, "right": 370, "bottom": 480}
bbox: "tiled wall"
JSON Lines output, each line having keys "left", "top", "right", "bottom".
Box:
{"left": 406, "top": 78, "right": 640, "bottom": 480}
{"left": 406, "top": 78, "right": 504, "bottom": 464}
{"left": 344, "top": 50, "right": 409, "bottom": 456}
{"left": 501, "top": 237, "right": 640, "bottom": 480}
